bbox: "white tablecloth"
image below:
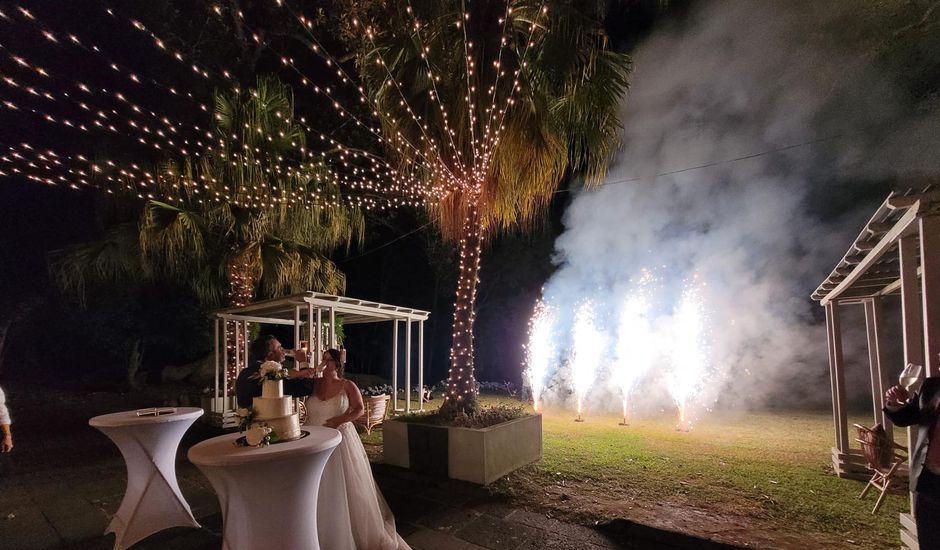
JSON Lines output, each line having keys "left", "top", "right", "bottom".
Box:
{"left": 188, "top": 427, "right": 341, "bottom": 550}
{"left": 89, "top": 407, "right": 203, "bottom": 550}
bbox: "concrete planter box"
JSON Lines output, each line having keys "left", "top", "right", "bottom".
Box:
{"left": 382, "top": 413, "right": 542, "bottom": 485}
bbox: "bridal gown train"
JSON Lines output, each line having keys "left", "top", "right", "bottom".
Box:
{"left": 304, "top": 390, "right": 410, "bottom": 550}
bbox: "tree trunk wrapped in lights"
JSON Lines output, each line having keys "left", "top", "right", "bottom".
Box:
{"left": 441, "top": 204, "right": 484, "bottom": 418}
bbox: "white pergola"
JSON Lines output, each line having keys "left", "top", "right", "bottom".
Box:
{"left": 203, "top": 292, "right": 430, "bottom": 428}
{"left": 812, "top": 187, "right": 939, "bottom": 550}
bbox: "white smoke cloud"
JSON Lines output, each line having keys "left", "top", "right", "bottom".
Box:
{"left": 532, "top": 0, "right": 940, "bottom": 415}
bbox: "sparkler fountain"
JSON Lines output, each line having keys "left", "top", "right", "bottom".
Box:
{"left": 614, "top": 295, "right": 654, "bottom": 425}
{"left": 571, "top": 302, "right": 605, "bottom": 422}
{"left": 667, "top": 287, "right": 710, "bottom": 432}
{"left": 524, "top": 301, "right": 555, "bottom": 413}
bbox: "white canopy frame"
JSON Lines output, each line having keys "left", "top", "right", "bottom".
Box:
{"left": 203, "top": 292, "right": 430, "bottom": 428}
{"left": 812, "top": 186, "right": 939, "bottom": 550}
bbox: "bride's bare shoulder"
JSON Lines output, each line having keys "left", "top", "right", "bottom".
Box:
{"left": 343, "top": 379, "right": 361, "bottom": 393}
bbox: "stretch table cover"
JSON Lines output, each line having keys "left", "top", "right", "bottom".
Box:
{"left": 188, "top": 427, "right": 341, "bottom": 550}
{"left": 89, "top": 407, "right": 203, "bottom": 550}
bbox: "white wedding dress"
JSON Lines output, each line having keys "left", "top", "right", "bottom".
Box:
{"left": 304, "top": 390, "right": 410, "bottom": 550}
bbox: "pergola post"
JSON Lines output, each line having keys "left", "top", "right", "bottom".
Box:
{"left": 864, "top": 297, "right": 891, "bottom": 441}
{"left": 920, "top": 215, "right": 940, "bottom": 377}
{"left": 293, "top": 305, "right": 301, "bottom": 365}
{"left": 242, "top": 321, "right": 249, "bottom": 375}
{"left": 315, "top": 307, "right": 322, "bottom": 363}
{"left": 213, "top": 317, "right": 220, "bottom": 409}
{"left": 307, "top": 302, "right": 315, "bottom": 364}
{"left": 222, "top": 320, "right": 229, "bottom": 399}
{"left": 392, "top": 320, "right": 399, "bottom": 412}
{"left": 900, "top": 234, "right": 923, "bottom": 516}
{"left": 329, "top": 307, "right": 337, "bottom": 348}
{"left": 406, "top": 320, "right": 412, "bottom": 414}
{"left": 418, "top": 320, "right": 425, "bottom": 411}
{"left": 825, "top": 301, "right": 849, "bottom": 454}
{"left": 233, "top": 321, "right": 240, "bottom": 385}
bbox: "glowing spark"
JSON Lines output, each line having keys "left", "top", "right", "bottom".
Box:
{"left": 614, "top": 294, "right": 654, "bottom": 425}
{"left": 524, "top": 301, "right": 554, "bottom": 413}
{"left": 571, "top": 301, "right": 604, "bottom": 421}
{"left": 667, "top": 286, "right": 709, "bottom": 431}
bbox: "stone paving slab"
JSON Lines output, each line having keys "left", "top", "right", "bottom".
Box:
{"left": 407, "top": 527, "right": 491, "bottom": 550}
{"left": 0, "top": 507, "right": 62, "bottom": 550}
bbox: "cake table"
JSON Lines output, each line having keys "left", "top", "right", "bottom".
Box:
{"left": 88, "top": 407, "right": 203, "bottom": 550}
{"left": 188, "top": 427, "right": 341, "bottom": 550}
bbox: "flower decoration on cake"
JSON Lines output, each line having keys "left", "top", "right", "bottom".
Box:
{"left": 254, "top": 360, "right": 289, "bottom": 382}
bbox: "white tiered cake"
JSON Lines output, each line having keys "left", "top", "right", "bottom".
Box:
{"left": 250, "top": 378, "right": 302, "bottom": 442}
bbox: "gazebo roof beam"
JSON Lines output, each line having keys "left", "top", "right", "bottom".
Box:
{"left": 215, "top": 313, "right": 300, "bottom": 325}
{"left": 867, "top": 222, "right": 894, "bottom": 234}
{"left": 820, "top": 204, "right": 920, "bottom": 305}
{"left": 887, "top": 194, "right": 923, "bottom": 210}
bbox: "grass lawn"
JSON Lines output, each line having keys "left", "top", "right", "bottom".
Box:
{"left": 360, "top": 395, "right": 909, "bottom": 549}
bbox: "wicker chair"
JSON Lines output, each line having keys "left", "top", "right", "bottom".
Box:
{"left": 355, "top": 394, "right": 390, "bottom": 435}
{"left": 854, "top": 423, "right": 907, "bottom": 514}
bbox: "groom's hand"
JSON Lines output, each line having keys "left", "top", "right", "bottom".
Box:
{"left": 885, "top": 385, "right": 912, "bottom": 407}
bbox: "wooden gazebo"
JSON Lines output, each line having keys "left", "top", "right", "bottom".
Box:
{"left": 203, "top": 292, "right": 430, "bottom": 428}
{"left": 812, "top": 188, "right": 940, "bottom": 550}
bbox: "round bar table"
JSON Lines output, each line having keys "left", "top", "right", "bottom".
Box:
{"left": 89, "top": 407, "right": 203, "bottom": 550}
{"left": 188, "top": 427, "right": 341, "bottom": 550}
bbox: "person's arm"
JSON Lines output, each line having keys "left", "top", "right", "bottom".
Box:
{"left": 324, "top": 381, "right": 365, "bottom": 428}
{"left": 0, "top": 388, "right": 11, "bottom": 452}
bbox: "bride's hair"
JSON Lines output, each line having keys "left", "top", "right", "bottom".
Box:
{"left": 325, "top": 348, "right": 344, "bottom": 376}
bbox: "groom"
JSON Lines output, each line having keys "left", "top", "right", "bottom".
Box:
{"left": 236, "top": 334, "right": 316, "bottom": 408}
{"left": 884, "top": 377, "right": 940, "bottom": 550}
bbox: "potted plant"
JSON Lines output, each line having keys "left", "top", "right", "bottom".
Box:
{"left": 383, "top": 397, "right": 542, "bottom": 485}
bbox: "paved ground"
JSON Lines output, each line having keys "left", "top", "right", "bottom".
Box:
{"left": 0, "top": 382, "right": 743, "bottom": 549}
{"left": 0, "top": 428, "right": 742, "bottom": 550}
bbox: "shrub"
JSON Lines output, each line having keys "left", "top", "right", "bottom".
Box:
{"left": 450, "top": 403, "right": 528, "bottom": 429}
{"left": 361, "top": 384, "right": 393, "bottom": 397}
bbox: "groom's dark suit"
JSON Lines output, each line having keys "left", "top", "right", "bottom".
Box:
{"left": 235, "top": 361, "right": 314, "bottom": 408}
{"left": 885, "top": 376, "right": 940, "bottom": 550}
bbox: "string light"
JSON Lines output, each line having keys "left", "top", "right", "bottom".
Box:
{"left": 2, "top": 1, "right": 559, "bottom": 413}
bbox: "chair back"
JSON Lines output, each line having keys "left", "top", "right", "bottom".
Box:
{"left": 855, "top": 423, "right": 893, "bottom": 471}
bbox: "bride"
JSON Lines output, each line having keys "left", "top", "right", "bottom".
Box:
{"left": 304, "top": 348, "right": 410, "bottom": 550}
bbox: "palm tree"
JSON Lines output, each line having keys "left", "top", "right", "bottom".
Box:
{"left": 339, "top": 0, "right": 630, "bottom": 415}
{"left": 142, "top": 77, "right": 363, "bottom": 308}
{"left": 51, "top": 77, "right": 364, "bottom": 382}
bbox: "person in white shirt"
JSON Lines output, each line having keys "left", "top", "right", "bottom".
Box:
{"left": 0, "top": 385, "right": 12, "bottom": 453}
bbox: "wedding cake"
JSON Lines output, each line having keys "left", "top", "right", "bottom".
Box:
{"left": 246, "top": 362, "right": 302, "bottom": 443}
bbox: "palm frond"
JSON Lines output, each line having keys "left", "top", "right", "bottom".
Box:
{"left": 47, "top": 223, "right": 144, "bottom": 307}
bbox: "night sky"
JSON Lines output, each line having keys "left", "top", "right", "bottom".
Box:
{"left": 0, "top": 1, "right": 668, "bottom": 387}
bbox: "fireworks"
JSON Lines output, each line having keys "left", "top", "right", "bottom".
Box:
{"left": 526, "top": 273, "right": 713, "bottom": 430}
{"left": 667, "top": 286, "right": 710, "bottom": 431}
{"left": 614, "top": 294, "right": 654, "bottom": 425}
{"left": 524, "top": 301, "right": 554, "bottom": 413}
{"left": 571, "top": 301, "right": 605, "bottom": 422}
